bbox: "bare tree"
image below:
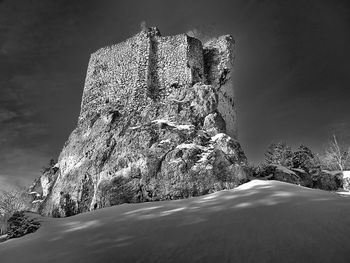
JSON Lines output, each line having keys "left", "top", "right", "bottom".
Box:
{"left": 0, "top": 190, "right": 27, "bottom": 217}
{"left": 0, "top": 189, "right": 28, "bottom": 235}
{"left": 323, "top": 135, "right": 350, "bottom": 171}
{"left": 0, "top": 215, "right": 7, "bottom": 235}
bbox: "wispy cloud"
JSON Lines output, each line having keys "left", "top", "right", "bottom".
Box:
{"left": 0, "top": 174, "right": 30, "bottom": 192}
{"left": 0, "top": 108, "right": 18, "bottom": 122}
{"left": 0, "top": 146, "right": 50, "bottom": 193}
{"left": 327, "top": 122, "right": 350, "bottom": 143}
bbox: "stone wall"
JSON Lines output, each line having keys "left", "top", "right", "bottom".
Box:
{"left": 79, "top": 29, "right": 204, "bottom": 127}
{"left": 151, "top": 34, "right": 204, "bottom": 97}
{"left": 79, "top": 33, "right": 147, "bottom": 124}
{"left": 204, "top": 36, "right": 237, "bottom": 139}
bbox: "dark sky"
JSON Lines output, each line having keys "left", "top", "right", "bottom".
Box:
{"left": 0, "top": 0, "right": 349, "bottom": 191}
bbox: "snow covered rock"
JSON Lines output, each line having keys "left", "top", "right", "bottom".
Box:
{"left": 342, "top": 171, "right": 350, "bottom": 191}
{"left": 0, "top": 234, "right": 8, "bottom": 243}
{"left": 31, "top": 27, "right": 248, "bottom": 217}
{"left": 291, "top": 168, "right": 312, "bottom": 187}
{"left": 273, "top": 165, "right": 300, "bottom": 185}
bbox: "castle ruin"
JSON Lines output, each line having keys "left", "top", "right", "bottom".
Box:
{"left": 30, "top": 27, "right": 246, "bottom": 217}
{"left": 80, "top": 27, "right": 237, "bottom": 138}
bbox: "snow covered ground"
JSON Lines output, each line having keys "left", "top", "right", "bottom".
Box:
{"left": 1, "top": 180, "right": 350, "bottom": 263}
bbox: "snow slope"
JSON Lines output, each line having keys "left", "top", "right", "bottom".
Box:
{"left": 1, "top": 180, "right": 350, "bottom": 263}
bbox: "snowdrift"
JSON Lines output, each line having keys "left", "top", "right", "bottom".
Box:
{"left": 1, "top": 180, "right": 350, "bottom": 263}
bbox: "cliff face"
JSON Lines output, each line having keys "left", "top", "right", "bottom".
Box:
{"left": 31, "top": 28, "right": 248, "bottom": 217}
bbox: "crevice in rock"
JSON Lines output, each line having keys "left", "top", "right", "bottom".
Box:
{"left": 219, "top": 69, "right": 230, "bottom": 85}
{"left": 146, "top": 35, "right": 160, "bottom": 101}
{"left": 78, "top": 173, "right": 94, "bottom": 213}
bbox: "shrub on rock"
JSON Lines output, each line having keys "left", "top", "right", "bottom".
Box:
{"left": 312, "top": 171, "right": 343, "bottom": 191}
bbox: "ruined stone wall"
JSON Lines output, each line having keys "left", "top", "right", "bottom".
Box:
{"left": 151, "top": 34, "right": 204, "bottom": 97}
{"left": 187, "top": 36, "right": 205, "bottom": 83}
{"left": 79, "top": 30, "right": 205, "bottom": 126}
{"left": 204, "top": 36, "right": 237, "bottom": 139}
{"left": 78, "top": 31, "right": 158, "bottom": 125}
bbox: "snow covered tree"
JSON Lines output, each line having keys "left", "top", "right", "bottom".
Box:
{"left": 264, "top": 141, "right": 293, "bottom": 168}
{"left": 6, "top": 211, "right": 40, "bottom": 239}
{"left": 292, "top": 145, "right": 320, "bottom": 174}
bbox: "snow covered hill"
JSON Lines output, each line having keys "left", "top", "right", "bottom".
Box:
{"left": 1, "top": 180, "right": 350, "bottom": 263}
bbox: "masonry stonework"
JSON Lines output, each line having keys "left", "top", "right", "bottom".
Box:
{"left": 79, "top": 28, "right": 204, "bottom": 127}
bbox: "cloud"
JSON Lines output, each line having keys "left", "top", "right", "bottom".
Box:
{"left": 0, "top": 147, "right": 50, "bottom": 193}
{"left": 0, "top": 75, "right": 46, "bottom": 148}
{"left": 140, "top": 21, "right": 147, "bottom": 31}
{"left": 327, "top": 122, "right": 350, "bottom": 143}
{"left": 0, "top": 108, "right": 18, "bottom": 122}
{"left": 0, "top": 121, "right": 49, "bottom": 148}
{"left": 0, "top": 174, "right": 28, "bottom": 193}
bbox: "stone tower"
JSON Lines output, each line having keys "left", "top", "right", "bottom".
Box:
{"left": 30, "top": 27, "right": 247, "bottom": 217}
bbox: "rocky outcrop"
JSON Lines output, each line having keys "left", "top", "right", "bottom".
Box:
{"left": 291, "top": 168, "right": 313, "bottom": 187}
{"left": 257, "top": 165, "right": 313, "bottom": 187}
{"left": 32, "top": 27, "right": 248, "bottom": 217}
{"left": 272, "top": 165, "right": 300, "bottom": 185}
